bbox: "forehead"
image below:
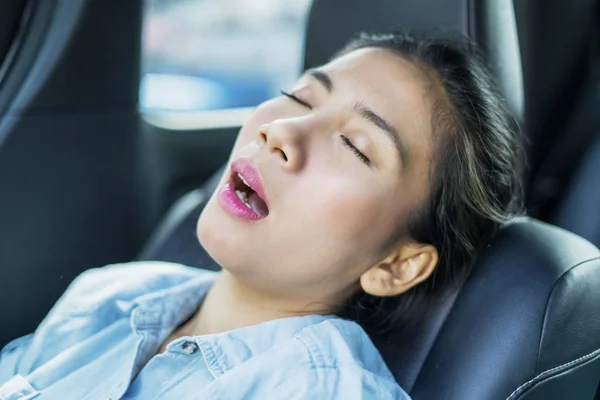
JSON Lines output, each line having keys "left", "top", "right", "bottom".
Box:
{"left": 320, "top": 47, "right": 436, "bottom": 163}
{"left": 321, "top": 47, "right": 433, "bottom": 112}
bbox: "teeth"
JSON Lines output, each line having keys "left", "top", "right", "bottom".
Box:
{"left": 235, "top": 189, "right": 247, "bottom": 201}
{"left": 235, "top": 189, "right": 252, "bottom": 209}
{"left": 237, "top": 173, "right": 251, "bottom": 189}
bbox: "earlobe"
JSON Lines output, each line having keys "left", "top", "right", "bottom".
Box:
{"left": 360, "top": 243, "right": 438, "bottom": 297}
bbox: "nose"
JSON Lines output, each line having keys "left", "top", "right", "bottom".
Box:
{"left": 257, "top": 121, "right": 305, "bottom": 171}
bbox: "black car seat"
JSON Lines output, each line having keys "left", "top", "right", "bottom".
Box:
{"left": 515, "top": 5, "right": 600, "bottom": 396}
{"left": 521, "top": 0, "right": 600, "bottom": 226}
{"left": 0, "top": 0, "right": 143, "bottom": 348}
{"left": 552, "top": 83, "right": 600, "bottom": 247}
{"left": 0, "top": 0, "right": 27, "bottom": 70}
{"left": 548, "top": 9, "right": 600, "bottom": 247}
{"left": 139, "top": 1, "right": 600, "bottom": 399}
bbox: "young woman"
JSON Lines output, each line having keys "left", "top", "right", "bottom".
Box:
{"left": 0, "top": 32, "right": 524, "bottom": 399}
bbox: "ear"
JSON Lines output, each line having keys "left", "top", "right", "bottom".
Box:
{"left": 360, "top": 242, "right": 438, "bottom": 297}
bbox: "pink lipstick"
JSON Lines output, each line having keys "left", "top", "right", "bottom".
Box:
{"left": 217, "top": 158, "right": 269, "bottom": 221}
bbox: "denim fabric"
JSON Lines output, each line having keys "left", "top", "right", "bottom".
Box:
{"left": 0, "top": 262, "right": 409, "bottom": 399}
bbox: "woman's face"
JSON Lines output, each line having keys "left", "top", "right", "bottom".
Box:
{"left": 197, "top": 47, "right": 436, "bottom": 307}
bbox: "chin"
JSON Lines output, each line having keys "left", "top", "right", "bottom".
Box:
{"left": 197, "top": 193, "right": 285, "bottom": 293}
{"left": 196, "top": 197, "right": 249, "bottom": 273}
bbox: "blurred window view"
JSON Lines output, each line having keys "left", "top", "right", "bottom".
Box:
{"left": 140, "top": 0, "right": 312, "bottom": 114}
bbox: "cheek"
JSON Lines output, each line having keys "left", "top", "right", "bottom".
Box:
{"left": 323, "top": 190, "right": 379, "bottom": 233}
{"left": 308, "top": 172, "right": 400, "bottom": 246}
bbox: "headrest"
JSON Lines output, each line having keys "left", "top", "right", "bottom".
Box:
{"left": 513, "top": 0, "right": 598, "bottom": 142}
{"left": 372, "top": 218, "right": 600, "bottom": 398}
{"left": 303, "top": 0, "right": 524, "bottom": 123}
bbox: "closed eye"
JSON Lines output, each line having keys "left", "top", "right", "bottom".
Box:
{"left": 340, "top": 135, "right": 371, "bottom": 166}
{"left": 280, "top": 90, "right": 312, "bottom": 110}
{"left": 280, "top": 90, "right": 369, "bottom": 167}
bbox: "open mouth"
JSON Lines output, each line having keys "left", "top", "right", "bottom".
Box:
{"left": 231, "top": 171, "right": 269, "bottom": 218}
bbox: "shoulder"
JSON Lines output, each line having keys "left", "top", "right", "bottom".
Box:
{"left": 53, "top": 261, "right": 212, "bottom": 314}
{"left": 13, "top": 262, "right": 216, "bottom": 373}
{"left": 209, "top": 317, "right": 409, "bottom": 399}
{"left": 293, "top": 318, "right": 409, "bottom": 399}
{"left": 0, "top": 334, "right": 34, "bottom": 383}
{"left": 214, "top": 361, "right": 408, "bottom": 400}
{"left": 296, "top": 318, "right": 392, "bottom": 375}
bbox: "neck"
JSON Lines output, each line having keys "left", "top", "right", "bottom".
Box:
{"left": 188, "top": 271, "right": 332, "bottom": 336}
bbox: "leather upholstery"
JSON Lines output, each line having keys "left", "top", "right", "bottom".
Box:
{"left": 513, "top": 0, "right": 597, "bottom": 165}
{"left": 553, "top": 132, "right": 600, "bottom": 248}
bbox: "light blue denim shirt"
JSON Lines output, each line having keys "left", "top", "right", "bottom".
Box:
{"left": 0, "top": 262, "right": 409, "bottom": 400}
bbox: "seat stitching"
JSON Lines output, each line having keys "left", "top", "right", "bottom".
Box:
{"left": 535, "top": 256, "right": 600, "bottom": 370}
{"left": 506, "top": 347, "right": 600, "bottom": 400}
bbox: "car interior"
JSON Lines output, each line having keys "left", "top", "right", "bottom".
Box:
{"left": 0, "top": 0, "right": 599, "bottom": 399}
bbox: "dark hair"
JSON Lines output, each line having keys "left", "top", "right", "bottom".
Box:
{"left": 337, "top": 32, "right": 526, "bottom": 335}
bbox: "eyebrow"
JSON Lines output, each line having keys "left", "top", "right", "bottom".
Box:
{"left": 307, "top": 69, "right": 408, "bottom": 164}
{"left": 308, "top": 69, "right": 333, "bottom": 92}
{"left": 354, "top": 101, "right": 408, "bottom": 164}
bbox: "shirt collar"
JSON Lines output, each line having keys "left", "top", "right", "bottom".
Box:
{"left": 162, "top": 312, "right": 338, "bottom": 377}
{"left": 130, "top": 270, "right": 218, "bottom": 330}
{"left": 129, "top": 269, "right": 339, "bottom": 375}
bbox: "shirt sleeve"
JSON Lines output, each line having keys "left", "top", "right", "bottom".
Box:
{"left": 0, "top": 334, "right": 34, "bottom": 386}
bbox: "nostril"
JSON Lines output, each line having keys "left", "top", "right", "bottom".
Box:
{"left": 277, "top": 148, "right": 288, "bottom": 162}
{"left": 258, "top": 131, "right": 267, "bottom": 144}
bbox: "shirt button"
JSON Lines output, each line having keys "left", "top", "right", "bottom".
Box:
{"left": 182, "top": 341, "right": 199, "bottom": 354}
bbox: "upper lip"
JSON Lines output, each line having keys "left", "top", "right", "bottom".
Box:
{"left": 230, "top": 158, "right": 269, "bottom": 207}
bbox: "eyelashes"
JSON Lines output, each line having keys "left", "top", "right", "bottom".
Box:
{"left": 280, "top": 90, "right": 312, "bottom": 109}
{"left": 279, "top": 90, "right": 371, "bottom": 166}
{"left": 340, "top": 135, "right": 371, "bottom": 166}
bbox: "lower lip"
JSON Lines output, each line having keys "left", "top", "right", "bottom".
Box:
{"left": 217, "top": 181, "right": 263, "bottom": 221}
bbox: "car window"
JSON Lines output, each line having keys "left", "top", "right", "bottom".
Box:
{"left": 140, "top": 0, "right": 312, "bottom": 114}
